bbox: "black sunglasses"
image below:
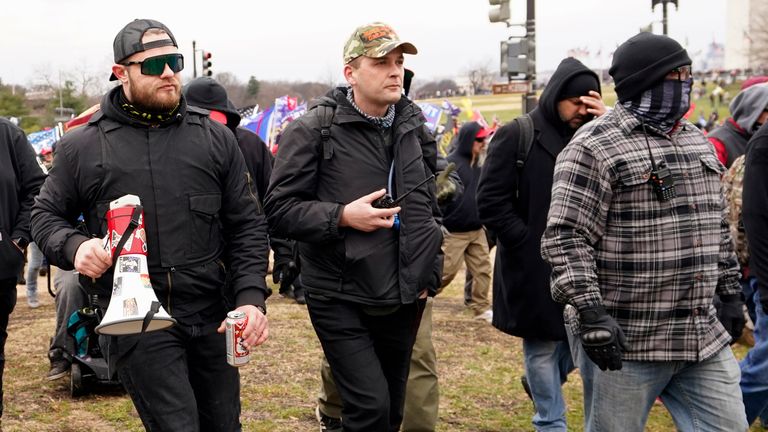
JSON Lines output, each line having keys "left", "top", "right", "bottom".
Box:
{"left": 122, "top": 53, "right": 184, "bottom": 76}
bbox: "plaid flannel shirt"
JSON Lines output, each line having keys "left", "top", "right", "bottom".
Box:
{"left": 541, "top": 104, "right": 741, "bottom": 362}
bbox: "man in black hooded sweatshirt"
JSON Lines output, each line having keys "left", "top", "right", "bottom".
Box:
{"left": 440, "top": 121, "right": 494, "bottom": 322}
{"left": 477, "top": 57, "right": 605, "bottom": 431}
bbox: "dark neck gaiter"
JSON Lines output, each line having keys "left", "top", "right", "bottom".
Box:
{"left": 622, "top": 79, "right": 692, "bottom": 133}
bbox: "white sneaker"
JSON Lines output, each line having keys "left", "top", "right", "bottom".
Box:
{"left": 474, "top": 309, "right": 493, "bottom": 323}
{"left": 28, "top": 299, "right": 40, "bottom": 309}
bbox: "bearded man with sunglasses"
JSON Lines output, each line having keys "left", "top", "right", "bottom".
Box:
{"left": 31, "top": 19, "right": 269, "bottom": 431}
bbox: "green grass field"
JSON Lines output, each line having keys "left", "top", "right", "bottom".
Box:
{"left": 1, "top": 270, "right": 761, "bottom": 431}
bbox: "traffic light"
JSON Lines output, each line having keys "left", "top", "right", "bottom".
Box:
{"left": 500, "top": 38, "right": 535, "bottom": 78}
{"left": 488, "top": 0, "right": 510, "bottom": 23}
{"left": 202, "top": 51, "right": 213, "bottom": 77}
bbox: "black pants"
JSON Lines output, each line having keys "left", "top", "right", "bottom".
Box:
{"left": 307, "top": 294, "right": 426, "bottom": 432}
{"left": 0, "top": 279, "right": 17, "bottom": 418}
{"left": 114, "top": 319, "right": 241, "bottom": 432}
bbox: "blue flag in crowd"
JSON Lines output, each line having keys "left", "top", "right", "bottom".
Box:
{"left": 243, "top": 106, "right": 274, "bottom": 143}
{"left": 27, "top": 129, "right": 58, "bottom": 154}
{"left": 417, "top": 103, "right": 443, "bottom": 134}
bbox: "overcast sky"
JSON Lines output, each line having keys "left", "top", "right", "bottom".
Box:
{"left": 0, "top": 0, "right": 726, "bottom": 88}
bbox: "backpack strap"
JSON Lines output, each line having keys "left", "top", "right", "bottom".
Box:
{"left": 514, "top": 114, "right": 535, "bottom": 198}
{"left": 515, "top": 114, "right": 534, "bottom": 170}
{"left": 318, "top": 105, "right": 335, "bottom": 160}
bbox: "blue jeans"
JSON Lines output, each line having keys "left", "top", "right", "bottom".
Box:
{"left": 741, "top": 290, "right": 768, "bottom": 425}
{"left": 591, "top": 347, "right": 747, "bottom": 431}
{"left": 25, "top": 242, "right": 44, "bottom": 302}
{"left": 522, "top": 338, "right": 575, "bottom": 431}
{"left": 566, "top": 314, "right": 747, "bottom": 431}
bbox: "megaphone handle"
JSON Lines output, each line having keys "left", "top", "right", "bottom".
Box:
{"left": 110, "top": 205, "right": 142, "bottom": 261}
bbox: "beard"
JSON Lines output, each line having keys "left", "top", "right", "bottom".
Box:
{"left": 126, "top": 74, "right": 181, "bottom": 112}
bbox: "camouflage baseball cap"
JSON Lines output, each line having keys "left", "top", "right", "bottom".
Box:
{"left": 343, "top": 22, "right": 417, "bottom": 64}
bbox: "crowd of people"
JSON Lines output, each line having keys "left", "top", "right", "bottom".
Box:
{"left": 2, "top": 16, "right": 768, "bottom": 432}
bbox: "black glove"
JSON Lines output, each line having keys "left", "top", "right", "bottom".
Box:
{"left": 272, "top": 261, "right": 298, "bottom": 293}
{"left": 579, "top": 305, "right": 628, "bottom": 371}
{"left": 717, "top": 293, "right": 746, "bottom": 343}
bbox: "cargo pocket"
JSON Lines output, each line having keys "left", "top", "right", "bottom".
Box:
{"left": 188, "top": 193, "right": 222, "bottom": 260}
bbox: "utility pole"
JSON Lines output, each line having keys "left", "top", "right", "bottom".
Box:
{"left": 524, "top": 0, "right": 536, "bottom": 112}
{"left": 651, "top": 0, "right": 678, "bottom": 35}
{"left": 490, "top": 0, "right": 537, "bottom": 113}
{"left": 192, "top": 40, "right": 197, "bottom": 78}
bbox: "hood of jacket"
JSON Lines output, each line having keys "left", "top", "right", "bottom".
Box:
{"left": 451, "top": 121, "right": 482, "bottom": 159}
{"left": 537, "top": 57, "right": 600, "bottom": 139}
{"left": 730, "top": 84, "right": 768, "bottom": 135}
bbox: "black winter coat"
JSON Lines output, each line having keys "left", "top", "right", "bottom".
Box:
{"left": 0, "top": 119, "right": 46, "bottom": 279}
{"left": 31, "top": 87, "right": 270, "bottom": 318}
{"left": 477, "top": 58, "right": 600, "bottom": 340}
{"left": 264, "top": 87, "right": 443, "bottom": 306}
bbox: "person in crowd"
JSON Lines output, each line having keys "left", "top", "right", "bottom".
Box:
{"left": 31, "top": 19, "right": 269, "bottom": 431}
{"left": 709, "top": 83, "right": 768, "bottom": 167}
{"left": 439, "top": 121, "right": 493, "bottom": 323}
{"left": 478, "top": 57, "right": 605, "bottom": 431}
{"left": 182, "top": 77, "right": 305, "bottom": 305}
{"left": 0, "top": 117, "right": 46, "bottom": 418}
{"left": 741, "top": 121, "right": 768, "bottom": 427}
{"left": 541, "top": 32, "right": 748, "bottom": 431}
{"left": 265, "top": 22, "right": 442, "bottom": 431}
{"left": 315, "top": 77, "right": 463, "bottom": 430}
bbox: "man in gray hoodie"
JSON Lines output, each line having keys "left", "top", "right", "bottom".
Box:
{"left": 708, "top": 83, "right": 768, "bottom": 168}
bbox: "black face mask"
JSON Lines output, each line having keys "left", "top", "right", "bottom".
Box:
{"left": 622, "top": 79, "right": 692, "bottom": 132}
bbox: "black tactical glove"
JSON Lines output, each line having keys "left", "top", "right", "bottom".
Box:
{"left": 579, "top": 305, "right": 628, "bottom": 371}
{"left": 717, "top": 293, "right": 746, "bottom": 343}
{"left": 272, "top": 261, "right": 298, "bottom": 294}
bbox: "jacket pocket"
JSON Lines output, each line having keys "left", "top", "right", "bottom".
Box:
{"left": 0, "top": 228, "right": 25, "bottom": 278}
{"left": 187, "top": 193, "right": 222, "bottom": 260}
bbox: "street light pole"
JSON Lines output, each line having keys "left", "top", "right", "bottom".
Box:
{"left": 651, "top": 0, "right": 678, "bottom": 35}
{"left": 524, "top": 0, "right": 537, "bottom": 113}
{"left": 192, "top": 40, "right": 198, "bottom": 78}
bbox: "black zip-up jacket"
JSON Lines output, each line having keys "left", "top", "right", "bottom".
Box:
{"left": 31, "top": 86, "right": 269, "bottom": 319}
{"left": 264, "top": 87, "right": 443, "bottom": 305}
{"left": 1, "top": 118, "right": 46, "bottom": 279}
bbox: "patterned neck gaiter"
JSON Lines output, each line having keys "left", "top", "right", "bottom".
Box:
{"left": 622, "top": 79, "right": 692, "bottom": 133}
{"left": 118, "top": 89, "right": 180, "bottom": 126}
{"left": 346, "top": 87, "right": 395, "bottom": 129}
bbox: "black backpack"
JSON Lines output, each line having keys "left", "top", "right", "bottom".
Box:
{"left": 510, "top": 114, "right": 535, "bottom": 197}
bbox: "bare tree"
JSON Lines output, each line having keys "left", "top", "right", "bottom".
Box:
{"left": 748, "top": 2, "right": 768, "bottom": 69}
{"left": 465, "top": 61, "right": 494, "bottom": 95}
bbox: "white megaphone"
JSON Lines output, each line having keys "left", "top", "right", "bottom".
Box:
{"left": 95, "top": 194, "right": 176, "bottom": 335}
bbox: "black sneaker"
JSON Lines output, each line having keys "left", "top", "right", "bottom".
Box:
{"left": 47, "top": 349, "right": 71, "bottom": 381}
{"left": 315, "top": 406, "right": 342, "bottom": 432}
{"left": 39, "top": 267, "right": 48, "bottom": 277}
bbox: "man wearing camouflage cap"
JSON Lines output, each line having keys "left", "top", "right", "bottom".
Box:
{"left": 265, "top": 22, "right": 442, "bottom": 431}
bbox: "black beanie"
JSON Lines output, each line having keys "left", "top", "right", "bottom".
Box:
{"left": 609, "top": 32, "right": 692, "bottom": 102}
{"left": 559, "top": 73, "right": 600, "bottom": 101}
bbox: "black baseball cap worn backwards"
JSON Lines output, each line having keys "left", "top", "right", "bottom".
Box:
{"left": 110, "top": 19, "right": 177, "bottom": 81}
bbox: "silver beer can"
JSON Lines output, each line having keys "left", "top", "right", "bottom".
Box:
{"left": 225, "top": 310, "right": 250, "bottom": 367}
